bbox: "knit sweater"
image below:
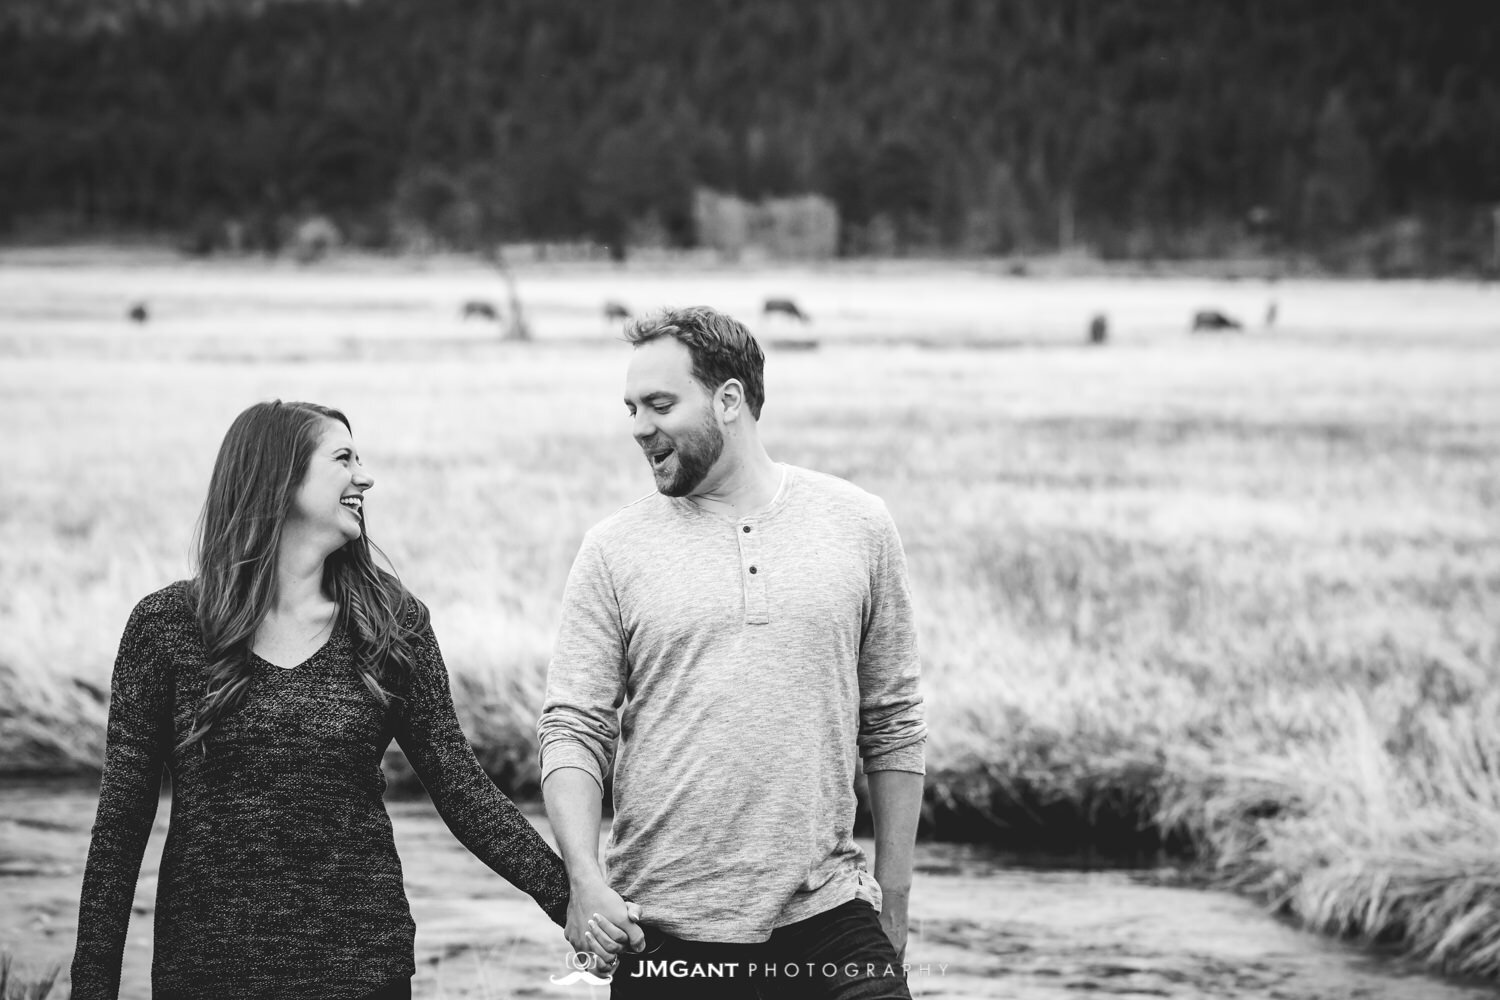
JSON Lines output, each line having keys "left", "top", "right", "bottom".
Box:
{"left": 71, "top": 582, "right": 569, "bottom": 1000}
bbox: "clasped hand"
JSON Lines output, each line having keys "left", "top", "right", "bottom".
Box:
{"left": 565, "top": 879, "right": 645, "bottom": 973}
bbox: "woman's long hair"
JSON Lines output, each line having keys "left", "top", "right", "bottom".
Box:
{"left": 179, "top": 400, "right": 428, "bottom": 753}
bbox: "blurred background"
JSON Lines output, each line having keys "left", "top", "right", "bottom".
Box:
{"left": 2, "top": 0, "right": 1499, "bottom": 272}
{"left": 1, "top": 3, "right": 1499, "bottom": 999}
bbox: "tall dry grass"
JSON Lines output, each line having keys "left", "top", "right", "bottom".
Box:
{"left": 0, "top": 953, "right": 59, "bottom": 1000}
{"left": 1, "top": 268, "right": 1497, "bottom": 979}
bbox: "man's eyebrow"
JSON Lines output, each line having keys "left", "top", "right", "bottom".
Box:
{"left": 626, "top": 391, "right": 678, "bottom": 405}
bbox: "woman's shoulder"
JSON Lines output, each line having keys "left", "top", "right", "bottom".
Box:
{"left": 115, "top": 581, "right": 200, "bottom": 672}
{"left": 127, "top": 580, "right": 197, "bottom": 627}
{"left": 394, "top": 587, "right": 429, "bottom": 630}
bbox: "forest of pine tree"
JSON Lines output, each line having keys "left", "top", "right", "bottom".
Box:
{"left": 2, "top": 0, "right": 1498, "bottom": 270}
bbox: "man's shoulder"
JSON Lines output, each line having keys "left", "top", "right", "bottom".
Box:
{"left": 583, "top": 491, "right": 673, "bottom": 546}
{"left": 788, "top": 466, "right": 892, "bottom": 523}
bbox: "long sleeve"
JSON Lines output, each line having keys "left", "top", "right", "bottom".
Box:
{"left": 535, "top": 533, "right": 629, "bottom": 790}
{"left": 393, "top": 617, "right": 569, "bottom": 927}
{"left": 70, "top": 596, "right": 174, "bottom": 1000}
{"left": 856, "top": 506, "right": 927, "bottom": 774}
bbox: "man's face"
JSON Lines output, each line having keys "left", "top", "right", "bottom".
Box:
{"left": 623, "top": 337, "right": 725, "bottom": 497}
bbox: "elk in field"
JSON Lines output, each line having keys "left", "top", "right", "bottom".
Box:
{"left": 1191, "top": 309, "right": 1242, "bottom": 332}
{"left": 461, "top": 300, "right": 499, "bottom": 321}
{"left": 763, "top": 297, "right": 809, "bottom": 322}
{"left": 1088, "top": 313, "right": 1108, "bottom": 345}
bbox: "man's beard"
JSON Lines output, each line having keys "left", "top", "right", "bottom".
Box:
{"left": 653, "top": 413, "right": 724, "bottom": 497}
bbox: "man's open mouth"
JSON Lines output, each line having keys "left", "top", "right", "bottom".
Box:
{"left": 649, "top": 449, "right": 674, "bottom": 468}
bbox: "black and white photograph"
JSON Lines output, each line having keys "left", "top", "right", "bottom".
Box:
{"left": 1, "top": 2, "right": 1498, "bottom": 998}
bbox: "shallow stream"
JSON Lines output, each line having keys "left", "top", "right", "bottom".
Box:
{"left": 1, "top": 784, "right": 1491, "bottom": 999}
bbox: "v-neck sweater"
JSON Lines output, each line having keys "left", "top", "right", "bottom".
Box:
{"left": 537, "top": 464, "right": 926, "bottom": 942}
{"left": 71, "top": 581, "right": 569, "bottom": 1000}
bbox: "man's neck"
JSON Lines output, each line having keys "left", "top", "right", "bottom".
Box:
{"left": 687, "top": 448, "right": 782, "bottom": 518}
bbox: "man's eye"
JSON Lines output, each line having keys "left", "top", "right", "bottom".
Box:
{"left": 653, "top": 405, "right": 671, "bottom": 414}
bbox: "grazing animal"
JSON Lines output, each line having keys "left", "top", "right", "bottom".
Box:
{"left": 128, "top": 303, "right": 149, "bottom": 324}
{"left": 290, "top": 215, "right": 340, "bottom": 264}
{"left": 1007, "top": 260, "right": 1030, "bottom": 277}
{"left": 1088, "top": 313, "right": 1108, "bottom": 345}
{"left": 461, "top": 300, "right": 498, "bottom": 321}
{"left": 1191, "top": 309, "right": 1242, "bottom": 332}
{"left": 763, "top": 297, "right": 809, "bottom": 322}
{"left": 1264, "top": 300, "right": 1278, "bottom": 328}
{"left": 604, "top": 300, "right": 632, "bottom": 322}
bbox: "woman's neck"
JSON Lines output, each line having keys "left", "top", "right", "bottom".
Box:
{"left": 271, "top": 534, "right": 333, "bottom": 617}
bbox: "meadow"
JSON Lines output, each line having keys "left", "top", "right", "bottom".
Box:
{"left": 1, "top": 254, "right": 1498, "bottom": 984}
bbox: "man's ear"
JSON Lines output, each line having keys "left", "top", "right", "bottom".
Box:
{"left": 718, "top": 379, "right": 745, "bottom": 423}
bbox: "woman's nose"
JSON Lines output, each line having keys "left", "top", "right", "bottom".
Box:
{"left": 353, "top": 467, "right": 374, "bottom": 490}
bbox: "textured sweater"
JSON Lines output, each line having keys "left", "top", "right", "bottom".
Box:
{"left": 71, "top": 582, "right": 569, "bottom": 1000}
{"left": 537, "top": 465, "right": 926, "bottom": 943}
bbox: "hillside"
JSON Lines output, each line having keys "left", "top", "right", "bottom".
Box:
{"left": 2, "top": 0, "right": 1497, "bottom": 268}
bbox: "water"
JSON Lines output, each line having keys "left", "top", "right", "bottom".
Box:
{"left": 1, "top": 783, "right": 1491, "bottom": 999}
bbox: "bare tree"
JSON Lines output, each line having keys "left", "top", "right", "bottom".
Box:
{"left": 481, "top": 247, "right": 531, "bottom": 342}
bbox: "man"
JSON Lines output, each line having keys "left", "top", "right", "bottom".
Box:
{"left": 538, "top": 306, "right": 926, "bottom": 998}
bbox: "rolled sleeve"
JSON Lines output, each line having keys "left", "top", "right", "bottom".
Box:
{"left": 537, "top": 533, "right": 628, "bottom": 790}
{"left": 857, "top": 508, "right": 927, "bottom": 774}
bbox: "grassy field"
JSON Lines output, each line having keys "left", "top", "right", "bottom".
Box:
{"left": 2, "top": 256, "right": 1498, "bottom": 982}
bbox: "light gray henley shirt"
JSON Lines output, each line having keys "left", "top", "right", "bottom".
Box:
{"left": 537, "top": 464, "right": 926, "bottom": 942}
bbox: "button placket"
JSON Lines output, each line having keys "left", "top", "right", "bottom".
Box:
{"left": 738, "top": 521, "right": 769, "bottom": 625}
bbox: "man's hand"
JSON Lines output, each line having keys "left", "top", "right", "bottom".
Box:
{"left": 876, "top": 886, "right": 909, "bottom": 962}
{"left": 566, "top": 873, "right": 645, "bottom": 967}
{"left": 542, "top": 769, "right": 644, "bottom": 969}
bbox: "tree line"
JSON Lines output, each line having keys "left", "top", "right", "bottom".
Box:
{"left": 2, "top": 0, "right": 1497, "bottom": 269}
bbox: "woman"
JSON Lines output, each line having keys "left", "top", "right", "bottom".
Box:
{"left": 71, "top": 401, "right": 612, "bottom": 999}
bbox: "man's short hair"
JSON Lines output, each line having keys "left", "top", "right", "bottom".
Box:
{"left": 625, "top": 306, "right": 766, "bottom": 419}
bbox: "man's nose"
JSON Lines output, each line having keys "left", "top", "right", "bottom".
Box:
{"left": 632, "top": 411, "right": 656, "bottom": 441}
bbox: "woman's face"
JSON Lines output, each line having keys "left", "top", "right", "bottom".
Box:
{"left": 288, "top": 419, "right": 373, "bottom": 550}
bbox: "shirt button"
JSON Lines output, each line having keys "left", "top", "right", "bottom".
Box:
{"left": 742, "top": 525, "right": 751, "bottom": 533}
{"left": 749, "top": 566, "right": 758, "bottom": 574}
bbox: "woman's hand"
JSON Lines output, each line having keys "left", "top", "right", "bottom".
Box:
{"left": 581, "top": 900, "right": 643, "bottom": 970}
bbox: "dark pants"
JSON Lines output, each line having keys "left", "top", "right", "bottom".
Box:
{"left": 358, "top": 978, "right": 411, "bottom": 1000}
{"left": 610, "top": 900, "right": 911, "bottom": 1000}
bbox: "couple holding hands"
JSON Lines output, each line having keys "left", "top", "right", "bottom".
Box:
{"left": 71, "top": 307, "right": 926, "bottom": 1000}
